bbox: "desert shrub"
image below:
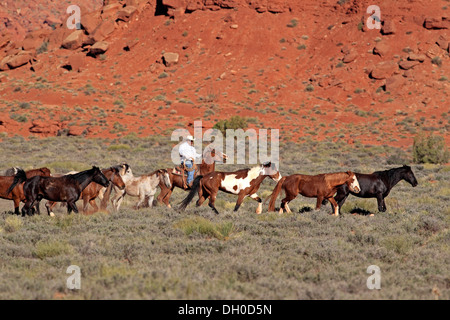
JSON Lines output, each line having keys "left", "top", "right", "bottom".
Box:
{"left": 413, "top": 133, "right": 449, "bottom": 164}
{"left": 173, "top": 217, "right": 237, "bottom": 240}
{"left": 213, "top": 116, "right": 248, "bottom": 136}
{"left": 3, "top": 216, "right": 23, "bottom": 233}
{"left": 33, "top": 240, "right": 73, "bottom": 259}
{"left": 37, "top": 41, "right": 48, "bottom": 54}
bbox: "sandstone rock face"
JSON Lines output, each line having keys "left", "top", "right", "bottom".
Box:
{"left": 89, "top": 41, "right": 109, "bottom": 55}
{"left": 29, "top": 120, "right": 61, "bottom": 136}
{"left": 117, "top": 6, "right": 138, "bottom": 22}
{"left": 385, "top": 75, "right": 404, "bottom": 91}
{"left": 102, "top": 3, "right": 123, "bottom": 19}
{"left": 381, "top": 20, "right": 396, "bottom": 35}
{"left": 373, "top": 41, "right": 389, "bottom": 57}
{"left": 408, "top": 52, "right": 426, "bottom": 62}
{"left": 399, "top": 60, "right": 420, "bottom": 70}
{"left": 162, "top": 52, "right": 179, "bottom": 67}
{"left": 370, "top": 60, "right": 398, "bottom": 79}
{"left": 91, "top": 20, "right": 116, "bottom": 42}
{"left": 81, "top": 12, "right": 101, "bottom": 35}
{"left": 343, "top": 51, "right": 357, "bottom": 63}
{"left": 0, "top": 50, "right": 33, "bottom": 70}
{"left": 62, "top": 30, "right": 85, "bottom": 50}
{"left": 424, "top": 17, "right": 449, "bottom": 29}
{"left": 68, "top": 53, "right": 86, "bottom": 72}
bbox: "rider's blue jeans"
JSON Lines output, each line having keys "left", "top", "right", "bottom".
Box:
{"left": 183, "top": 160, "right": 194, "bottom": 185}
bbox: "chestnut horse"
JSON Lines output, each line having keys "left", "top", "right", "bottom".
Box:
{"left": 322, "top": 165, "right": 418, "bottom": 214}
{"left": 179, "top": 162, "right": 281, "bottom": 214}
{"left": 0, "top": 167, "right": 51, "bottom": 214}
{"left": 268, "top": 171, "right": 361, "bottom": 216}
{"left": 8, "top": 167, "right": 109, "bottom": 216}
{"left": 46, "top": 166, "right": 126, "bottom": 215}
{"left": 157, "top": 147, "right": 228, "bottom": 208}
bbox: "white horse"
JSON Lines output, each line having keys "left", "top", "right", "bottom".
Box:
{"left": 111, "top": 168, "right": 171, "bottom": 212}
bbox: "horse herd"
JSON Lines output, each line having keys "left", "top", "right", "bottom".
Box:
{"left": 0, "top": 147, "right": 418, "bottom": 217}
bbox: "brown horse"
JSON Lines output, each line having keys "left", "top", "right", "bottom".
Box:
{"left": 9, "top": 167, "right": 109, "bottom": 216}
{"left": 46, "top": 167, "right": 126, "bottom": 215}
{"left": 268, "top": 171, "right": 361, "bottom": 216}
{"left": 179, "top": 162, "right": 281, "bottom": 214}
{"left": 0, "top": 167, "right": 51, "bottom": 214}
{"left": 157, "top": 147, "right": 228, "bottom": 208}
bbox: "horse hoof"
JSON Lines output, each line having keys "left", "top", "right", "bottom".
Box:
{"left": 168, "top": 204, "right": 172, "bottom": 209}
{"left": 50, "top": 212, "right": 55, "bottom": 217}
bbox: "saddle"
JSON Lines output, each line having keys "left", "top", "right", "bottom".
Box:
{"left": 172, "top": 162, "right": 197, "bottom": 189}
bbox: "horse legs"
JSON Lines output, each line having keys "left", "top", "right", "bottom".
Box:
{"left": 196, "top": 185, "right": 208, "bottom": 207}
{"left": 45, "top": 201, "right": 58, "bottom": 217}
{"left": 13, "top": 197, "right": 20, "bottom": 215}
{"left": 67, "top": 201, "right": 78, "bottom": 214}
{"left": 111, "top": 189, "right": 125, "bottom": 212}
{"left": 208, "top": 191, "right": 220, "bottom": 214}
{"left": 248, "top": 193, "right": 263, "bottom": 214}
{"left": 376, "top": 193, "right": 386, "bottom": 212}
{"left": 22, "top": 200, "right": 34, "bottom": 217}
{"left": 280, "top": 192, "right": 297, "bottom": 214}
{"left": 233, "top": 193, "right": 247, "bottom": 212}
{"left": 315, "top": 196, "right": 324, "bottom": 210}
{"left": 334, "top": 186, "right": 349, "bottom": 215}
{"left": 147, "top": 192, "right": 156, "bottom": 208}
{"left": 327, "top": 197, "right": 339, "bottom": 216}
{"left": 89, "top": 199, "right": 99, "bottom": 214}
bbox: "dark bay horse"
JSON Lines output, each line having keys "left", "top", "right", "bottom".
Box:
{"left": 157, "top": 147, "right": 228, "bottom": 208}
{"left": 323, "top": 165, "right": 418, "bottom": 214}
{"left": 46, "top": 166, "right": 126, "bottom": 215}
{"left": 8, "top": 166, "right": 109, "bottom": 216}
{"left": 179, "top": 162, "right": 281, "bottom": 214}
{"left": 268, "top": 171, "right": 361, "bottom": 216}
{"left": 0, "top": 167, "right": 51, "bottom": 214}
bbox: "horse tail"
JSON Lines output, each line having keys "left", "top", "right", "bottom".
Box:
{"left": 267, "top": 176, "right": 287, "bottom": 212}
{"left": 7, "top": 168, "right": 27, "bottom": 195}
{"left": 178, "top": 175, "right": 203, "bottom": 211}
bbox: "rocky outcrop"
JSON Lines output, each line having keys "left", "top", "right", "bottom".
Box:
{"left": 423, "top": 17, "right": 450, "bottom": 29}
{"left": 370, "top": 61, "right": 398, "bottom": 79}
{"left": 61, "top": 30, "right": 85, "bottom": 50}
{"left": 162, "top": 52, "right": 179, "bottom": 67}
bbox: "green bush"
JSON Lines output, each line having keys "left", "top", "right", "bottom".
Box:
{"left": 413, "top": 133, "right": 449, "bottom": 164}
{"left": 213, "top": 116, "right": 248, "bottom": 136}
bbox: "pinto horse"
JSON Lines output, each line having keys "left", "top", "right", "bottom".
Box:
{"left": 111, "top": 168, "right": 172, "bottom": 212}
{"left": 46, "top": 166, "right": 126, "bottom": 215}
{"left": 268, "top": 171, "right": 361, "bottom": 216}
{"left": 157, "top": 147, "right": 228, "bottom": 208}
{"left": 179, "top": 162, "right": 281, "bottom": 214}
{"left": 0, "top": 167, "right": 51, "bottom": 214}
{"left": 323, "top": 165, "right": 418, "bottom": 214}
{"left": 8, "top": 166, "right": 109, "bottom": 216}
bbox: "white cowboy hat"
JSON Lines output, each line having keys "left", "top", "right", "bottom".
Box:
{"left": 186, "top": 135, "right": 195, "bottom": 141}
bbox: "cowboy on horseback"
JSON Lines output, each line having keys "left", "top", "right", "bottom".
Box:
{"left": 179, "top": 135, "right": 202, "bottom": 188}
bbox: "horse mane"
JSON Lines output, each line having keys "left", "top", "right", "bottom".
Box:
{"left": 324, "top": 172, "right": 352, "bottom": 185}
{"left": 71, "top": 167, "right": 95, "bottom": 183}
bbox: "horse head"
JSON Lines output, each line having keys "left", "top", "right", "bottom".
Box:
{"left": 40, "top": 167, "right": 52, "bottom": 177}
{"left": 203, "top": 147, "right": 228, "bottom": 164}
{"left": 262, "top": 161, "right": 282, "bottom": 182}
{"left": 110, "top": 167, "right": 126, "bottom": 190}
{"left": 401, "top": 165, "right": 418, "bottom": 187}
{"left": 92, "top": 166, "right": 110, "bottom": 188}
{"left": 157, "top": 169, "right": 172, "bottom": 188}
{"left": 345, "top": 171, "right": 361, "bottom": 193}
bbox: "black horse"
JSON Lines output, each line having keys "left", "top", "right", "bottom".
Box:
{"left": 323, "top": 165, "right": 418, "bottom": 214}
{"left": 8, "top": 166, "right": 109, "bottom": 216}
